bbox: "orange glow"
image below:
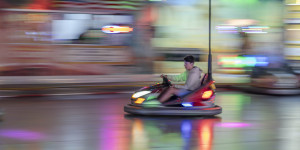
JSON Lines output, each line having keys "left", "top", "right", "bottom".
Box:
{"left": 131, "top": 119, "right": 148, "bottom": 150}
{"left": 135, "top": 98, "right": 145, "bottom": 104}
{"left": 201, "top": 126, "right": 212, "bottom": 150}
{"left": 198, "top": 119, "right": 217, "bottom": 150}
{"left": 132, "top": 119, "right": 144, "bottom": 134}
{"left": 102, "top": 26, "right": 133, "bottom": 33}
{"left": 26, "top": 0, "right": 51, "bottom": 10}
{"left": 202, "top": 90, "right": 213, "bottom": 99}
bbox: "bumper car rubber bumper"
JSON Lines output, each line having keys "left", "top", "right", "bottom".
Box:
{"left": 124, "top": 104, "right": 222, "bottom": 116}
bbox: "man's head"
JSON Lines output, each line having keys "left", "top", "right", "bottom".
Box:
{"left": 184, "top": 55, "right": 195, "bottom": 70}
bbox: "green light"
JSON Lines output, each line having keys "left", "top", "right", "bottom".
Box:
{"left": 220, "top": 56, "right": 256, "bottom": 68}
{"left": 219, "top": 94, "right": 251, "bottom": 111}
{"left": 221, "top": 0, "right": 258, "bottom": 5}
{"left": 147, "top": 95, "right": 157, "bottom": 101}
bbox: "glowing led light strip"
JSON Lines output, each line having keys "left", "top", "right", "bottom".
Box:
{"left": 132, "top": 91, "right": 151, "bottom": 98}
{"left": 102, "top": 25, "right": 133, "bottom": 34}
{"left": 182, "top": 102, "right": 193, "bottom": 107}
{"left": 244, "top": 32, "right": 268, "bottom": 34}
{"left": 216, "top": 26, "right": 237, "bottom": 29}
{"left": 242, "top": 29, "right": 262, "bottom": 31}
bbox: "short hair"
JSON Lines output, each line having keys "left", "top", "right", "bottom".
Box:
{"left": 184, "top": 55, "right": 195, "bottom": 64}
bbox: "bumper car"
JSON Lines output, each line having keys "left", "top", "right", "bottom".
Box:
{"left": 249, "top": 66, "right": 300, "bottom": 95}
{"left": 124, "top": 0, "right": 221, "bottom": 116}
{"left": 124, "top": 74, "right": 222, "bottom": 116}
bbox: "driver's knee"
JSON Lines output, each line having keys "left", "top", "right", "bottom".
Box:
{"left": 170, "top": 87, "right": 179, "bottom": 93}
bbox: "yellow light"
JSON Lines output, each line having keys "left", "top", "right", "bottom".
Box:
{"left": 135, "top": 98, "right": 145, "bottom": 104}
{"left": 202, "top": 90, "right": 213, "bottom": 99}
{"left": 200, "top": 126, "right": 212, "bottom": 150}
{"left": 210, "top": 84, "right": 216, "bottom": 90}
{"left": 102, "top": 26, "right": 133, "bottom": 33}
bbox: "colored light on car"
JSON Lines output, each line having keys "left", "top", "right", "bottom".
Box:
{"left": 182, "top": 102, "right": 193, "bottom": 107}
{"left": 132, "top": 91, "right": 151, "bottom": 98}
{"left": 202, "top": 90, "right": 213, "bottom": 99}
{"left": 102, "top": 25, "right": 133, "bottom": 34}
{"left": 135, "top": 98, "right": 145, "bottom": 104}
{"left": 146, "top": 95, "right": 156, "bottom": 101}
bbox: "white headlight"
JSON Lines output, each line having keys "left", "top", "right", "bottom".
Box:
{"left": 132, "top": 91, "right": 151, "bottom": 98}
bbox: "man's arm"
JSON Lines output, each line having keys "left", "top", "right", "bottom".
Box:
{"left": 168, "top": 71, "right": 187, "bottom": 82}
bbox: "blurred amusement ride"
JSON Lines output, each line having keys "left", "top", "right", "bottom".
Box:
{"left": 216, "top": 18, "right": 300, "bottom": 95}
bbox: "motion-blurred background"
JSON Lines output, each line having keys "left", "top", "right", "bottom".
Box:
{"left": 1, "top": 1, "right": 300, "bottom": 150}
{"left": 0, "top": 0, "right": 300, "bottom": 95}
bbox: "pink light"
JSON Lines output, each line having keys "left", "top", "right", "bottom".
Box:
{"left": 0, "top": 129, "right": 45, "bottom": 141}
{"left": 216, "top": 122, "right": 252, "bottom": 128}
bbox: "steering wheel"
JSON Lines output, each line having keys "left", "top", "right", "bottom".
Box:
{"left": 162, "top": 75, "right": 172, "bottom": 87}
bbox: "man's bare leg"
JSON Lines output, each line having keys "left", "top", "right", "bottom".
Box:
{"left": 158, "top": 87, "right": 179, "bottom": 103}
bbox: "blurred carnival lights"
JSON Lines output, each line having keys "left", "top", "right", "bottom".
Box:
{"left": 102, "top": 25, "right": 133, "bottom": 34}
{"left": 218, "top": 55, "right": 269, "bottom": 68}
{"left": 216, "top": 25, "right": 269, "bottom": 34}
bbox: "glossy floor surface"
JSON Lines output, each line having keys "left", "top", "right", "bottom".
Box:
{"left": 0, "top": 91, "right": 299, "bottom": 150}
